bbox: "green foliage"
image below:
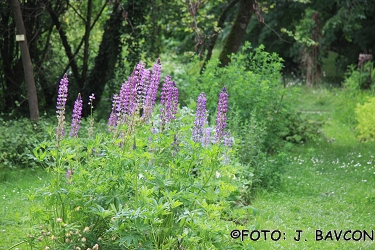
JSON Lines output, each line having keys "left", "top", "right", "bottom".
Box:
{"left": 229, "top": 110, "right": 289, "bottom": 191}
{"left": 188, "top": 43, "right": 299, "bottom": 151}
{"left": 28, "top": 94, "right": 254, "bottom": 249}
{"left": 343, "top": 62, "right": 375, "bottom": 92}
{"left": 333, "top": 91, "right": 364, "bottom": 127}
{"left": 281, "top": 9, "right": 320, "bottom": 47}
{"left": 0, "top": 117, "right": 52, "bottom": 171}
{"left": 333, "top": 62, "right": 374, "bottom": 127}
{"left": 355, "top": 97, "right": 375, "bottom": 141}
{"left": 179, "top": 43, "right": 324, "bottom": 190}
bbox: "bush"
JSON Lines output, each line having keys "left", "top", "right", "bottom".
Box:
{"left": 333, "top": 62, "right": 374, "bottom": 128}
{"left": 355, "top": 97, "right": 375, "bottom": 141}
{"left": 186, "top": 43, "right": 299, "bottom": 152}
{"left": 180, "top": 43, "right": 317, "bottom": 190}
{"left": 343, "top": 62, "right": 375, "bottom": 92}
{"left": 0, "top": 116, "right": 52, "bottom": 171}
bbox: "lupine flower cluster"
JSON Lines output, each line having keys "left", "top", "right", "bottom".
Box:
{"left": 87, "top": 93, "right": 95, "bottom": 137}
{"left": 70, "top": 93, "right": 83, "bottom": 137}
{"left": 202, "top": 127, "right": 212, "bottom": 147}
{"left": 215, "top": 87, "right": 228, "bottom": 142}
{"left": 108, "top": 94, "right": 119, "bottom": 131}
{"left": 192, "top": 86, "right": 231, "bottom": 148}
{"left": 88, "top": 94, "right": 95, "bottom": 109}
{"left": 66, "top": 168, "right": 74, "bottom": 180}
{"left": 56, "top": 74, "right": 95, "bottom": 141}
{"left": 223, "top": 131, "right": 233, "bottom": 148}
{"left": 135, "top": 62, "right": 150, "bottom": 110}
{"left": 143, "top": 59, "right": 161, "bottom": 122}
{"left": 56, "top": 74, "right": 69, "bottom": 143}
{"left": 160, "top": 75, "right": 179, "bottom": 126}
{"left": 192, "top": 92, "right": 207, "bottom": 143}
{"left": 109, "top": 59, "right": 161, "bottom": 128}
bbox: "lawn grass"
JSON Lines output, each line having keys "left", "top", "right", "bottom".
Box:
{"left": 0, "top": 168, "right": 49, "bottom": 250}
{"left": 249, "top": 86, "right": 375, "bottom": 249}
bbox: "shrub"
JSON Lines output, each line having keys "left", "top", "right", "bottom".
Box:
{"left": 343, "top": 61, "right": 375, "bottom": 92}
{"left": 186, "top": 42, "right": 299, "bottom": 152}
{"left": 355, "top": 96, "right": 375, "bottom": 141}
{"left": 333, "top": 62, "right": 374, "bottom": 128}
{"left": 0, "top": 116, "right": 52, "bottom": 171}
{"left": 28, "top": 60, "right": 255, "bottom": 249}
{"left": 180, "top": 43, "right": 313, "bottom": 190}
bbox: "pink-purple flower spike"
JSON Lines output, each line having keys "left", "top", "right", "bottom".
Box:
{"left": 56, "top": 73, "right": 69, "bottom": 141}
{"left": 108, "top": 94, "right": 119, "bottom": 130}
{"left": 215, "top": 86, "right": 228, "bottom": 142}
{"left": 160, "top": 75, "right": 179, "bottom": 125}
{"left": 193, "top": 92, "right": 207, "bottom": 143}
{"left": 70, "top": 93, "right": 83, "bottom": 137}
{"left": 143, "top": 58, "right": 161, "bottom": 122}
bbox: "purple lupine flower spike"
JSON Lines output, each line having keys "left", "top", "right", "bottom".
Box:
{"left": 215, "top": 86, "right": 228, "bottom": 142}
{"left": 171, "top": 81, "right": 179, "bottom": 119}
{"left": 56, "top": 73, "right": 69, "bottom": 141}
{"left": 192, "top": 92, "right": 207, "bottom": 143}
{"left": 70, "top": 93, "right": 83, "bottom": 137}
{"left": 117, "top": 81, "right": 128, "bottom": 124}
{"left": 160, "top": 75, "right": 171, "bottom": 124}
{"left": 223, "top": 131, "right": 233, "bottom": 148}
{"left": 108, "top": 94, "right": 119, "bottom": 130}
{"left": 143, "top": 58, "right": 161, "bottom": 122}
{"left": 117, "top": 77, "right": 136, "bottom": 124}
{"left": 66, "top": 168, "right": 74, "bottom": 179}
{"left": 161, "top": 75, "right": 179, "bottom": 125}
{"left": 123, "top": 72, "right": 138, "bottom": 117}
{"left": 202, "top": 127, "right": 211, "bottom": 147}
{"left": 135, "top": 61, "right": 150, "bottom": 111}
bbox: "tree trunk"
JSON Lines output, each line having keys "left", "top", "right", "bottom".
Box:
{"left": 81, "top": 0, "right": 93, "bottom": 82}
{"left": 45, "top": 0, "right": 82, "bottom": 88}
{"left": 200, "top": 0, "right": 239, "bottom": 73}
{"left": 82, "top": 3, "right": 124, "bottom": 116}
{"left": 218, "top": 0, "right": 254, "bottom": 67}
{"left": 304, "top": 12, "right": 322, "bottom": 87}
{"left": 8, "top": 0, "right": 39, "bottom": 121}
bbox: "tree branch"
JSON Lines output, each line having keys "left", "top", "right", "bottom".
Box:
{"left": 81, "top": 0, "right": 93, "bottom": 82}
{"left": 61, "top": 1, "right": 108, "bottom": 77}
{"left": 44, "top": 0, "right": 81, "bottom": 85}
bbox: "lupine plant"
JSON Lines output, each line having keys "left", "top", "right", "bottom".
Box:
{"left": 70, "top": 93, "right": 83, "bottom": 138}
{"left": 143, "top": 58, "right": 161, "bottom": 123}
{"left": 87, "top": 93, "right": 95, "bottom": 137}
{"left": 215, "top": 86, "right": 228, "bottom": 142}
{"left": 107, "top": 94, "right": 119, "bottom": 131}
{"left": 56, "top": 73, "right": 69, "bottom": 145}
{"left": 30, "top": 58, "right": 254, "bottom": 250}
{"left": 192, "top": 92, "right": 207, "bottom": 143}
{"left": 160, "top": 75, "right": 179, "bottom": 129}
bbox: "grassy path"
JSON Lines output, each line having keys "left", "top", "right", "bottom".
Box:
{"left": 249, "top": 88, "right": 375, "bottom": 249}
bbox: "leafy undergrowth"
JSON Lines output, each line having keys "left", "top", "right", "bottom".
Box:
{"left": 0, "top": 168, "right": 50, "bottom": 250}
{"left": 249, "top": 86, "right": 375, "bottom": 249}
